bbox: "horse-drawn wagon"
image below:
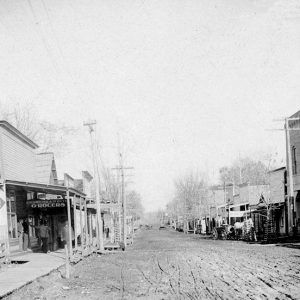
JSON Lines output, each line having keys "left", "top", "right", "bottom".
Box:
{"left": 212, "top": 219, "right": 256, "bottom": 241}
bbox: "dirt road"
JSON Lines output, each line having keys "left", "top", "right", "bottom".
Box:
{"left": 5, "top": 228, "right": 300, "bottom": 299}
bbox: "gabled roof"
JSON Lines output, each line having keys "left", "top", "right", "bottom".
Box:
{"left": 0, "top": 120, "right": 38, "bottom": 149}
{"left": 289, "top": 110, "right": 300, "bottom": 128}
{"left": 289, "top": 110, "right": 300, "bottom": 118}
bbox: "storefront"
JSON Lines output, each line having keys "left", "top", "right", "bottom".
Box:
{"left": 4, "top": 180, "right": 88, "bottom": 255}
{"left": 0, "top": 121, "right": 95, "bottom": 258}
{"left": 228, "top": 203, "right": 250, "bottom": 225}
{"left": 248, "top": 202, "right": 286, "bottom": 241}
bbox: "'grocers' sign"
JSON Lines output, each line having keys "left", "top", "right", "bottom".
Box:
{"left": 27, "top": 199, "right": 66, "bottom": 209}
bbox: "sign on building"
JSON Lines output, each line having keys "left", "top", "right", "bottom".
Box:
{"left": 26, "top": 199, "right": 66, "bottom": 209}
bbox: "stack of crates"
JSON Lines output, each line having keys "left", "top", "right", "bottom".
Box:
{"left": 263, "top": 212, "right": 276, "bottom": 242}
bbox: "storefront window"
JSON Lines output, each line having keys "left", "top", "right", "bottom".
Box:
{"left": 27, "top": 191, "right": 35, "bottom": 201}
{"left": 7, "top": 190, "right": 17, "bottom": 239}
{"left": 28, "top": 216, "right": 36, "bottom": 238}
{"left": 7, "top": 214, "right": 17, "bottom": 239}
{"left": 7, "top": 191, "right": 16, "bottom": 213}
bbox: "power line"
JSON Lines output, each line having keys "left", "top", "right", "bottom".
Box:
{"left": 25, "top": 0, "right": 87, "bottom": 106}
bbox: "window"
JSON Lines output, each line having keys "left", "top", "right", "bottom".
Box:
{"left": 7, "top": 190, "right": 17, "bottom": 239}
{"left": 292, "top": 146, "right": 297, "bottom": 175}
{"left": 28, "top": 216, "right": 37, "bottom": 238}
{"left": 27, "top": 192, "right": 35, "bottom": 200}
{"left": 280, "top": 215, "right": 284, "bottom": 227}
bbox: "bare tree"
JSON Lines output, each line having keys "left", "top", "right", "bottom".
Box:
{"left": 219, "top": 157, "right": 270, "bottom": 186}
{"left": 0, "top": 102, "right": 78, "bottom": 156}
{"left": 101, "top": 167, "right": 119, "bottom": 203}
{"left": 167, "top": 171, "right": 208, "bottom": 232}
{"left": 126, "top": 190, "right": 144, "bottom": 220}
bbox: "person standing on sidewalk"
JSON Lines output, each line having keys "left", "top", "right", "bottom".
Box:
{"left": 22, "top": 219, "right": 29, "bottom": 251}
{"left": 39, "top": 220, "right": 50, "bottom": 253}
{"left": 17, "top": 219, "right": 23, "bottom": 251}
{"left": 30, "top": 220, "right": 50, "bottom": 253}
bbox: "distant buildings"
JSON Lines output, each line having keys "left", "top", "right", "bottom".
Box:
{"left": 168, "top": 109, "right": 300, "bottom": 241}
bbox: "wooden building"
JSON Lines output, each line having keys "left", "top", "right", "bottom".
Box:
{"left": 0, "top": 121, "right": 90, "bottom": 257}
{"left": 287, "top": 110, "right": 300, "bottom": 234}
{"left": 269, "top": 167, "right": 287, "bottom": 236}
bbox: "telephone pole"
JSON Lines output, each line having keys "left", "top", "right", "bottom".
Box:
{"left": 112, "top": 153, "right": 133, "bottom": 250}
{"left": 84, "top": 120, "right": 104, "bottom": 252}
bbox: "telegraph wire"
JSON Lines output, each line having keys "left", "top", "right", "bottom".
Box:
{"left": 24, "top": 0, "right": 86, "bottom": 106}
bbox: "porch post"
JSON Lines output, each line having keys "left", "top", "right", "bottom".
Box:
{"left": 89, "top": 209, "right": 93, "bottom": 247}
{"left": 66, "top": 189, "right": 73, "bottom": 259}
{"left": 73, "top": 196, "right": 78, "bottom": 251}
{"left": 84, "top": 198, "right": 88, "bottom": 248}
{"left": 79, "top": 196, "right": 83, "bottom": 249}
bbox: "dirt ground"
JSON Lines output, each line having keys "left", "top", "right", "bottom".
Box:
{"left": 4, "top": 227, "right": 300, "bottom": 300}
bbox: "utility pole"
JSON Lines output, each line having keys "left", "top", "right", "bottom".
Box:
{"left": 223, "top": 181, "right": 228, "bottom": 224}
{"left": 84, "top": 120, "right": 104, "bottom": 252}
{"left": 112, "top": 153, "right": 133, "bottom": 250}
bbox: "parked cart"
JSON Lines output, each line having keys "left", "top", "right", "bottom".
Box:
{"left": 212, "top": 225, "right": 232, "bottom": 240}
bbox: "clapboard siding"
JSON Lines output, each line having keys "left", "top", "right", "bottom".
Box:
{"left": 0, "top": 128, "right": 36, "bottom": 182}
{"left": 270, "top": 170, "right": 285, "bottom": 203}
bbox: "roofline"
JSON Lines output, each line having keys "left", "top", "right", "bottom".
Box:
{"left": 64, "top": 173, "right": 74, "bottom": 181}
{"left": 269, "top": 166, "right": 286, "bottom": 173}
{"left": 37, "top": 152, "right": 54, "bottom": 155}
{"left": 229, "top": 202, "right": 249, "bottom": 208}
{"left": 0, "top": 120, "right": 39, "bottom": 149}
{"left": 5, "top": 179, "right": 86, "bottom": 197}
{"left": 209, "top": 184, "right": 233, "bottom": 190}
{"left": 238, "top": 183, "right": 269, "bottom": 187}
{"left": 82, "top": 170, "right": 93, "bottom": 181}
{"left": 289, "top": 110, "right": 300, "bottom": 118}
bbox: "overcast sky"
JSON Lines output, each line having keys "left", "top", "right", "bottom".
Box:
{"left": 1, "top": 0, "right": 300, "bottom": 211}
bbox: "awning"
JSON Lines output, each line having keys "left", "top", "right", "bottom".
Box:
{"left": 5, "top": 179, "right": 86, "bottom": 198}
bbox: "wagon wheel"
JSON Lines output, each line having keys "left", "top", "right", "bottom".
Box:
{"left": 221, "top": 229, "right": 227, "bottom": 240}
{"left": 212, "top": 228, "right": 218, "bottom": 240}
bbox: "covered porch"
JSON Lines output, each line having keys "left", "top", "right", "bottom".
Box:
{"left": 4, "top": 180, "right": 94, "bottom": 259}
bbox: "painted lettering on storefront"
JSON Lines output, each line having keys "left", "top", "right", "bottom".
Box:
{"left": 27, "top": 199, "right": 66, "bottom": 209}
